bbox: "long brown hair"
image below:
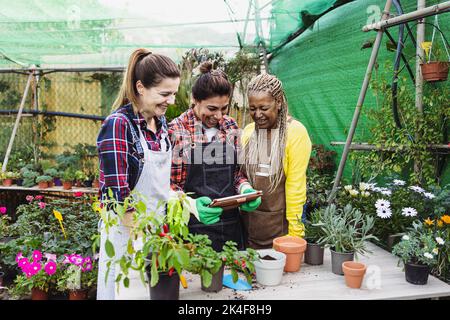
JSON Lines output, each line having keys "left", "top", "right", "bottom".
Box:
{"left": 112, "top": 48, "right": 180, "bottom": 112}
{"left": 192, "top": 61, "right": 232, "bottom": 102}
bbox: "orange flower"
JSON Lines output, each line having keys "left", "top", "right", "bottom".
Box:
{"left": 424, "top": 218, "right": 434, "bottom": 226}
{"left": 441, "top": 215, "right": 450, "bottom": 224}
{"left": 437, "top": 220, "right": 444, "bottom": 228}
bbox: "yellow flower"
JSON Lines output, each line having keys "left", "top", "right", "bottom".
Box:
{"left": 437, "top": 220, "right": 444, "bottom": 228}
{"left": 424, "top": 218, "right": 434, "bottom": 226}
{"left": 421, "top": 41, "right": 432, "bottom": 59}
{"left": 92, "top": 201, "right": 101, "bottom": 213}
{"left": 441, "top": 215, "right": 450, "bottom": 224}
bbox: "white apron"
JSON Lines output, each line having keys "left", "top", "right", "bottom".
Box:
{"left": 97, "top": 125, "right": 172, "bottom": 300}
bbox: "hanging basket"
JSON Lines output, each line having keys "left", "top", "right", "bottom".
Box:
{"left": 421, "top": 61, "right": 449, "bottom": 82}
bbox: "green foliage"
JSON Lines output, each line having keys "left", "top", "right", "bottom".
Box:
{"left": 56, "top": 259, "right": 98, "bottom": 292}
{"left": 43, "top": 168, "right": 59, "bottom": 178}
{"left": 62, "top": 168, "right": 76, "bottom": 182}
{"left": 20, "top": 169, "right": 39, "bottom": 187}
{"left": 314, "top": 204, "right": 378, "bottom": 256}
{"left": 35, "top": 175, "right": 53, "bottom": 183}
{"left": 351, "top": 65, "right": 449, "bottom": 186}
{"left": 220, "top": 241, "right": 258, "bottom": 285}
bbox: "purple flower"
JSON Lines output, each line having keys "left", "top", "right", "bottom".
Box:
{"left": 44, "top": 261, "right": 57, "bottom": 276}
{"left": 26, "top": 195, "right": 34, "bottom": 202}
{"left": 32, "top": 250, "right": 42, "bottom": 262}
{"left": 29, "top": 262, "right": 42, "bottom": 276}
{"left": 0, "top": 207, "right": 6, "bottom": 215}
{"left": 83, "top": 256, "right": 92, "bottom": 265}
{"left": 82, "top": 262, "right": 93, "bottom": 272}
{"left": 15, "top": 252, "right": 24, "bottom": 263}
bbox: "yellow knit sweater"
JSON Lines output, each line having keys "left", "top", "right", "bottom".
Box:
{"left": 242, "top": 118, "right": 312, "bottom": 237}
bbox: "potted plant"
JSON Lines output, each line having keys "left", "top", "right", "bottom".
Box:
{"left": 44, "top": 168, "right": 59, "bottom": 188}
{"left": 303, "top": 208, "right": 326, "bottom": 265}
{"left": 392, "top": 224, "right": 441, "bottom": 285}
{"left": 20, "top": 168, "right": 39, "bottom": 188}
{"left": 315, "top": 204, "right": 378, "bottom": 275}
{"left": 56, "top": 254, "right": 96, "bottom": 300}
{"left": 273, "top": 236, "right": 306, "bottom": 272}
{"left": 253, "top": 249, "right": 286, "bottom": 286}
{"left": 220, "top": 241, "right": 258, "bottom": 286}
{"left": 13, "top": 250, "right": 58, "bottom": 300}
{"left": 1, "top": 171, "right": 20, "bottom": 187}
{"left": 342, "top": 261, "right": 367, "bottom": 289}
{"left": 420, "top": 41, "right": 449, "bottom": 82}
{"left": 74, "top": 170, "right": 87, "bottom": 187}
{"left": 184, "top": 234, "right": 224, "bottom": 292}
{"left": 36, "top": 175, "right": 53, "bottom": 189}
{"left": 62, "top": 168, "right": 76, "bottom": 190}
{"left": 92, "top": 168, "right": 100, "bottom": 189}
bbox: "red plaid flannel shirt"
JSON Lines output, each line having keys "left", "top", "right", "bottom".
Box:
{"left": 168, "top": 108, "right": 248, "bottom": 192}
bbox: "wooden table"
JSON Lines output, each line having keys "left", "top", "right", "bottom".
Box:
{"left": 118, "top": 242, "right": 450, "bottom": 300}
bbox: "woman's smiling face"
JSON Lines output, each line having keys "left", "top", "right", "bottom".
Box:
{"left": 193, "top": 95, "right": 230, "bottom": 128}
{"left": 248, "top": 91, "right": 280, "bottom": 129}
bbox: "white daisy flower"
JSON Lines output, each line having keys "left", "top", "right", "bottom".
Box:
{"left": 381, "top": 190, "right": 392, "bottom": 196}
{"left": 344, "top": 185, "right": 353, "bottom": 191}
{"left": 372, "top": 187, "right": 383, "bottom": 193}
{"left": 432, "top": 248, "right": 439, "bottom": 255}
{"left": 401, "top": 207, "right": 418, "bottom": 217}
{"left": 393, "top": 179, "right": 406, "bottom": 186}
{"left": 349, "top": 189, "right": 359, "bottom": 197}
{"left": 409, "top": 186, "right": 425, "bottom": 193}
{"left": 361, "top": 191, "right": 370, "bottom": 197}
{"left": 424, "top": 252, "right": 433, "bottom": 259}
{"left": 359, "top": 182, "right": 370, "bottom": 191}
{"left": 436, "top": 237, "right": 445, "bottom": 245}
{"left": 376, "top": 207, "right": 392, "bottom": 219}
{"left": 375, "top": 199, "right": 391, "bottom": 210}
{"left": 402, "top": 235, "right": 410, "bottom": 241}
{"left": 423, "top": 192, "right": 435, "bottom": 199}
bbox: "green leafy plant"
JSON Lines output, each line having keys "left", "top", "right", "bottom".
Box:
{"left": 62, "top": 168, "right": 76, "bottom": 182}
{"left": 56, "top": 255, "right": 97, "bottom": 292}
{"left": 303, "top": 205, "right": 326, "bottom": 243}
{"left": 43, "top": 168, "right": 59, "bottom": 179}
{"left": 220, "top": 241, "right": 258, "bottom": 285}
{"left": 185, "top": 233, "right": 223, "bottom": 288}
{"left": 20, "top": 168, "right": 39, "bottom": 187}
{"left": 314, "top": 204, "right": 378, "bottom": 256}
{"left": 36, "top": 175, "right": 53, "bottom": 183}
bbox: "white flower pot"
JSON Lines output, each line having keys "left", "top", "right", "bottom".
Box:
{"left": 254, "top": 249, "right": 286, "bottom": 286}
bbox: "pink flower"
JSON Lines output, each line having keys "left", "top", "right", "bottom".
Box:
{"left": 35, "top": 195, "right": 44, "bottom": 200}
{"left": 63, "top": 254, "right": 71, "bottom": 264}
{"left": 32, "top": 250, "right": 42, "bottom": 262}
{"left": 69, "top": 254, "right": 84, "bottom": 266}
{"left": 38, "top": 202, "right": 46, "bottom": 209}
{"left": 26, "top": 195, "right": 34, "bottom": 202}
{"left": 15, "top": 252, "right": 24, "bottom": 263}
{"left": 44, "top": 253, "right": 57, "bottom": 262}
{"left": 74, "top": 192, "right": 84, "bottom": 198}
{"left": 29, "top": 262, "right": 42, "bottom": 276}
{"left": 0, "top": 207, "right": 6, "bottom": 215}
{"left": 83, "top": 256, "right": 92, "bottom": 265}
{"left": 18, "top": 257, "right": 29, "bottom": 269}
{"left": 82, "top": 262, "right": 93, "bottom": 272}
{"left": 44, "top": 261, "right": 57, "bottom": 276}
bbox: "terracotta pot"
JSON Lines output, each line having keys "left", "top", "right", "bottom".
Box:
{"left": 69, "top": 289, "right": 89, "bottom": 300}
{"left": 38, "top": 181, "right": 49, "bottom": 189}
{"left": 62, "top": 181, "right": 73, "bottom": 190}
{"left": 2, "top": 179, "right": 13, "bottom": 187}
{"left": 31, "top": 288, "right": 48, "bottom": 300}
{"left": 48, "top": 180, "right": 55, "bottom": 188}
{"left": 273, "top": 236, "right": 307, "bottom": 272}
{"left": 342, "top": 261, "right": 367, "bottom": 289}
{"left": 421, "top": 61, "right": 449, "bottom": 82}
{"left": 75, "top": 181, "right": 83, "bottom": 187}
{"left": 92, "top": 179, "right": 100, "bottom": 189}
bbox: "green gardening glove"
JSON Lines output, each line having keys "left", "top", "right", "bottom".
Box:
{"left": 239, "top": 188, "right": 262, "bottom": 212}
{"left": 196, "top": 196, "right": 223, "bottom": 225}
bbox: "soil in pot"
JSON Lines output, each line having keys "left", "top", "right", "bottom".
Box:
{"left": 273, "top": 236, "right": 306, "bottom": 272}
{"left": 342, "top": 261, "right": 367, "bottom": 288}
{"left": 405, "top": 262, "right": 430, "bottom": 285}
{"left": 201, "top": 264, "right": 224, "bottom": 293}
{"left": 254, "top": 249, "right": 286, "bottom": 286}
{"left": 330, "top": 248, "right": 354, "bottom": 275}
{"left": 304, "top": 241, "right": 325, "bottom": 265}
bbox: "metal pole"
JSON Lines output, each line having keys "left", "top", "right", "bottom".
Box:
{"left": 362, "top": 1, "right": 450, "bottom": 31}
{"left": 328, "top": 0, "right": 393, "bottom": 203}
{"left": 415, "top": 0, "right": 426, "bottom": 180}
{"left": 1, "top": 72, "right": 33, "bottom": 172}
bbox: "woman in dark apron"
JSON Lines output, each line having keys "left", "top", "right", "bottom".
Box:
{"left": 240, "top": 73, "right": 312, "bottom": 249}
{"left": 168, "top": 61, "right": 261, "bottom": 252}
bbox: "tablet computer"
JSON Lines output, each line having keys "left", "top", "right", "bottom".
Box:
{"left": 208, "top": 190, "right": 263, "bottom": 210}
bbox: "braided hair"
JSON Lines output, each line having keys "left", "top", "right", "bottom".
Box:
{"left": 244, "top": 74, "right": 288, "bottom": 194}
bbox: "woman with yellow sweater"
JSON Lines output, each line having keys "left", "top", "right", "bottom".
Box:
{"left": 240, "top": 73, "right": 311, "bottom": 249}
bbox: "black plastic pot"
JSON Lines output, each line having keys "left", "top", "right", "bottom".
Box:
{"left": 386, "top": 234, "right": 403, "bottom": 252}
{"left": 83, "top": 180, "right": 93, "bottom": 188}
{"left": 147, "top": 269, "right": 180, "bottom": 300}
{"left": 201, "top": 264, "right": 224, "bottom": 293}
{"left": 330, "top": 248, "right": 354, "bottom": 275}
{"left": 15, "top": 179, "right": 23, "bottom": 186}
{"left": 304, "top": 241, "right": 324, "bottom": 265}
{"left": 405, "top": 262, "right": 430, "bottom": 285}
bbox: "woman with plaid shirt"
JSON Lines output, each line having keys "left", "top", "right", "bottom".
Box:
{"left": 168, "top": 61, "right": 261, "bottom": 252}
{"left": 96, "top": 49, "right": 180, "bottom": 299}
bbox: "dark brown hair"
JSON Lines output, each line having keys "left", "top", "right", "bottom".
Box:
{"left": 112, "top": 48, "right": 180, "bottom": 111}
{"left": 192, "top": 61, "right": 232, "bottom": 102}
